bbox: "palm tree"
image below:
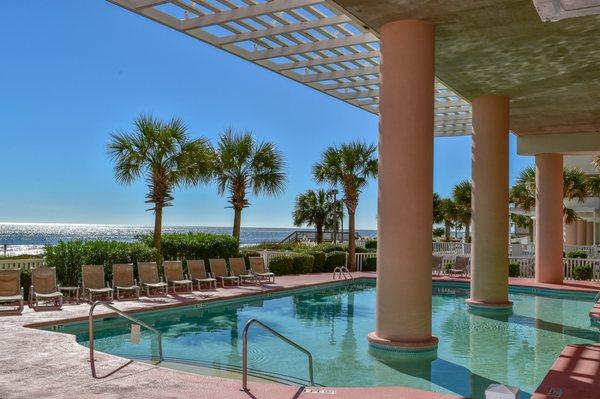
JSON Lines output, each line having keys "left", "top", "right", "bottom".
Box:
{"left": 213, "top": 129, "right": 286, "bottom": 244}
{"left": 433, "top": 193, "right": 444, "bottom": 225}
{"left": 107, "top": 115, "right": 213, "bottom": 254}
{"left": 440, "top": 198, "right": 458, "bottom": 242}
{"left": 452, "top": 180, "right": 472, "bottom": 242}
{"left": 510, "top": 166, "right": 588, "bottom": 226}
{"left": 293, "top": 189, "right": 337, "bottom": 243}
{"left": 313, "top": 141, "right": 378, "bottom": 271}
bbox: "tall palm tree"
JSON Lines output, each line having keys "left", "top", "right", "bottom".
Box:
{"left": 213, "top": 129, "right": 286, "bottom": 244}
{"left": 433, "top": 193, "right": 444, "bottom": 225}
{"left": 510, "top": 166, "right": 588, "bottom": 226}
{"left": 292, "top": 189, "right": 337, "bottom": 243}
{"left": 107, "top": 115, "right": 213, "bottom": 254}
{"left": 313, "top": 141, "right": 378, "bottom": 271}
{"left": 440, "top": 198, "right": 458, "bottom": 242}
{"left": 452, "top": 180, "right": 472, "bottom": 242}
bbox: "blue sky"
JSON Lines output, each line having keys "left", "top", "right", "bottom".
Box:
{"left": 0, "top": 1, "right": 533, "bottom": 230}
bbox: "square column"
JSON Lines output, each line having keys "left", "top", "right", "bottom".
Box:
{"left": 586, "top": 222, "right": 594, "bottom": 246}
{"left": 368, "top": 19, "right": 437, "bottom": 355}
{"left": 467, "top": 95, "right": 512, "bottom": 314}
{"left": 535, "top": 153, "right": 564, "bottom": 284}
{"left": 576, "top": 220, "right": 586, "bottom": 245}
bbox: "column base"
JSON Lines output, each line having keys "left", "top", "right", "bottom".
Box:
{"left": 367, "top": 332, "right": 438, "bottom": 359}
{"left": 466, "top": 298, "right": 513, "bottom": 316}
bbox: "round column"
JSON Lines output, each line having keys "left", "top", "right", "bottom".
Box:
{"left": 586, "top": 222, "right": 594, "bottom": 246}
{"left": 564, "top": 222, "right": 577, "bottom": 245}
{"left": 535, "top": 153, "right": 564, "bottom": 284}
{"left": 369, "top": 19, "right": 437, "bottom": 355}
{"left": 576, "top": 220, "right": 586, "bottom": 245}
{"left": 467, "top": 95, "right": 512, "bottom": 314}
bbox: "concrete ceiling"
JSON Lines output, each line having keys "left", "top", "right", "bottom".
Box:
{"left": 332, "top": 0, "right": 600, "bottom": 136}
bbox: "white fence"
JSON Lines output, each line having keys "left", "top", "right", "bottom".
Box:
{"left": 0, "top": 258, "right": 45, "bottom": 271}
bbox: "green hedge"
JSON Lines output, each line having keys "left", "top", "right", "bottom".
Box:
{"left": 144, "top": 232, "right": 239, "bottom": 261}
{"left": 573, "top": 264, "right": 593, "bottom": 280}
{"left": 45, "top": 240, "right": 157, "bottom": 286}
{"left": 324, "top": 251, "right": 347, "bottom": 272}
{"left": 307, "top": 251, "right": 326, "bottom": 272}
{"left": 508, "top": 262, "right": 521, "bottom": 277}
{"left": 269, "top": 256, "right": 294, "bottom": 276}
{"left": 365, "top": 239, "right": 377, "bottom": 250}
{"left": 363, "top": 256, "right": 377, "bottom": 271}
{"left": 566, "top": 250, "right": 588, "bottom": 259}
{"left": 290, "top": 253, "right": 314, "bottom": 274}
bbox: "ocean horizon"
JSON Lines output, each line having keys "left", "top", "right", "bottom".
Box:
{"left": 0, "top": 223, "right": 377, "bottom": 256}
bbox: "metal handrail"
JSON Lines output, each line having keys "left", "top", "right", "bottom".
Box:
{"left": 333, "top": 266, "right": 354, "bottom": 281}
{"left": 242, "top": 319, "right": 314, "bottom": 391}
{"left": 88, "top": 301, "right": 163, "bottom": 378}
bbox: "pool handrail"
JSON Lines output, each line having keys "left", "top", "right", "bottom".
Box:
{"left": 242, "top": 318, "right": 314, "bottom": 391}
{"left": 88, "top": 301, "right": 163, "bottom": 378}
{"left": 333, "top": 266, "right": 354, "bottom": 281}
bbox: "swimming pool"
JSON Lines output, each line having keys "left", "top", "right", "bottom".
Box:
{"left": 51, "top": 280, "right": 599, "bottom": 399}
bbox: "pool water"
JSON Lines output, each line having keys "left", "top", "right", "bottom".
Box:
{"left": 53, "top": 281, "right": 599, "bottom": 398}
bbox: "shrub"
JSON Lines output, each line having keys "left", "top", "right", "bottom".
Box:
{"left": 291, "top": 253, "right": 314, "bottom": 274}
{"left": 45, "top": 240, "right": 157, "bottom": 286}
{"left": 365, "top": 239, "right": 377, "bottom": 250}
{"left": 508, "top": 262, "right": 521, "bottom": 277}
{"left": 20, "top": 268, "right": 32, "bottom": 300}
{"left": 432, "top": 227, "right": 445, "bottom": 238}
{"left": 363, "top": 256, "right": 377, "bottom": 271}
{"left": 307, "top": 251, "right": 326, "bottom": 272}
{"left": 324, "top": 251, "right": 347, "bottom": 272}
{"left": 443, "top": 262, "right": 454, "bottom": 274}
{"left": 313, "top": 243, "right": 347, "bottom": 253}
{"left": 566, "top": 250, "right": 588, "bottom": 259}
{"left": 573, "top": 264, "right": 593, "bottom": 280}
{"left": 143, "top": 233, "right": 238, "bottom": 261}
{"left": 268, "top": 256, "right": 294, "bottom": 276}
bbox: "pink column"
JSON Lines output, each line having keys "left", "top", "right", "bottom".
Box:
{"left": 564, "top": 222, "right": 577, "bottom": 245}
{"left": 586, "top": 222, "right": 593, "bottom": 246}
{"left": 576, "top": 220, "right": 586, "bottom": 245}
{"left": 467, "top": 95, "right": 512, "bottom": 313}
{"left": 369, "top": 19, "right": 437, "bottom": 353}
{"left": 535, "top": 153, "right": 564, "bottom": 284}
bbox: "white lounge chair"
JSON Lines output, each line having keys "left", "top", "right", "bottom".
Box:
{"left": 248, "top": 256, "right": 275, "bottom": 284}
{"left": 209, "top": 258, "right": 239, "bottom": 287}
{"left": 82, "top": 265, "right": 114, "bottom": 303}
{"left": 30, "top": 267, "right": 63, "bottom": 310}
{"left": 187, "top": 259, "right": 217, "bottom": 290}
{"left": 163, "top": 261, "right": 193, "bottom": 293}
{"left": 0, "top": 270, "right": 24, "bottom": 315}
{"left": 138, "top": 262, "right": 168, "bottom": 296}
{"left": 112, "top": 263, "right": 140, "bottom": 300}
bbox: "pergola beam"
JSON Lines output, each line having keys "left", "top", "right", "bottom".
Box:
{"left": 180, "top": 0, "right": 325, "bottom": 31}
{"left": 276, "top": 50, "right": 379, "bottom": 71}
{"left": 299, "top": 66, "right": 378, "bottom": 83}
{"left": 249, "top": 34, "right": 377, "bottom": 61}
{"left": 217, "top": 15, "right": 352, "bottom": 45}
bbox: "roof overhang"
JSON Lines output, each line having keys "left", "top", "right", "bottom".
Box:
{"left": 107, "top": 0, "right": 473, "bottom": 137}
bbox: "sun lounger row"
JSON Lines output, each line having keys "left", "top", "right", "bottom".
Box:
{"left": 432, "top": 254, "right": 469, "bottom": 277}
{"left": 0, "top": 256, "right": 274, "bottom": 315}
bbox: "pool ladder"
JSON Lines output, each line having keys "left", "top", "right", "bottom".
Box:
{"left": 242, "top": 319, "right": 315, "bottom": 392}
{"left": 88, "top": 301, "right": 163, "bottom": 378}
{"left": 333, "top": 266, "right": 354, "bottom": 281}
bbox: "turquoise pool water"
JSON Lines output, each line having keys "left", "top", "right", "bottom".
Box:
{"left": 52, "top": 281, "right": 598, "bottom": 398}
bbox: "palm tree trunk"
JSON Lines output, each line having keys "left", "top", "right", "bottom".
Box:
{"left": 464, "top": 223, "right": 470, "bottom": 242}
{"left": 316, "top": 223, "right": 324, "bottom": 244}
{"left": 232, "top": 207, "right": 242, "bottom": 246}
{"left": 347, "top": 209, "right": 356, "bottom": 272}
{"left": 153, "top": 205, "right": 163, "bottom": 256}
{"left": 529, "top": 224, "right": 534, "bottom": 242}
{"left": 445, "top": 222, "right": 451, "bottom": 241}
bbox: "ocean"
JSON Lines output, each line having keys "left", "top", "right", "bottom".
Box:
{"left": 0, "top": 223, "right": 376, "bottom": 256}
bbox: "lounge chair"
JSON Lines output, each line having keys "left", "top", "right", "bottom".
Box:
{"left": 138, "top": 262, "right": 168, "bottom": 296}
{"left": 432, "top": 254, "right": 444, "bottom": 276}
{"left": 30, "top": 267, "right": 63, "bottom": 310}
{"left": 187, "top": 260, "right": 217, "bottom": 290}
{"left": 0, "top": 270, "right": 24, "bottom": 315}
{"left": 229, "top": 257, "right": 256, "bottom": 285}
{"left": 248, "top": 256, "right": 275, "bottom": 284}
{"left": 450, "top": 255, "right": 469, "bottom": 277}
{"left": 82, "top": 265, "right": 114, "bottom": 303}
{"left": 209, "top": 258, "right": 239, "bottom": 287}
{"left": 112, "top": 263, "right": 139, "bottom": 300}
{"left": 163, "top": 261, "right": 193, "bottom": 293}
